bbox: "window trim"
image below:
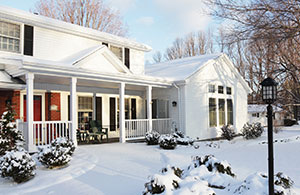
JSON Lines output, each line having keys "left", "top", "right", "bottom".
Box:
{"left": 0, "top": 20, "right": 22, "bottom": 53}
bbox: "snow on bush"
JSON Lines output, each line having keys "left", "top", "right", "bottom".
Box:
{"left": 145, "top": 131, "right": 160, "bottom": 145}
{"left": 0, "top": 106, "right": 25, "bottom": 156}
{"left": 242, "top": 122, "right": 264, "bottom": 139}
{"left": 230, "top": 172, "right": 294, "bottom": 195}
{"left": 173, "top": 130, "right": 194, "bottom": 145}
{"left": 159, "top": 134, "right": 177, "bottom": 150}
{"left": 38, "top": 137, "right": 75, "bottom": 168}
{"left": 0, "top": 148, "right": 36, "bottom": 183}
{"left": 221, "top": 125, "right": 236, "bottom": 141}
{"left": 143, "top": 155, "right": 236, "bottom": 194}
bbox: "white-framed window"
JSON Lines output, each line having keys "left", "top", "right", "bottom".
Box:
{"left": 110, "top": 45, "right": 123, "bottom": 62}
{"left": 226, "top": 87, "right": 232, "bottom": 95}
{"left": 209, "top": 98, "right": 217, "bottom": 127}
{"left": 0, "top": 20, "right": 21, "bottom": 53}
{"left": 227, "top": 99, "right": 233, "bottom": 125}
{"left": 78, "top": 96, "right": 93, "bottom": 130}
{"left": 218, "top": 86, "right": 224, "bottom": 94}
{"left": 208, "top": 84, "right": 215, "bottom": 93}
{"left": 219, "top": 99, "right": 225, "bottom": 126}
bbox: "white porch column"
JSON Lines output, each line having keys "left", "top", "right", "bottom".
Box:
{"left": 93, "top": 93, "right": 96, "bottom": 120}
{"left": 26, "top": 73, "right": 34, "bottom": 152}
{"left": 147, "top": 85, "right": 152, "bottom": 132}
{"left": 119, "top": 82, "right": 126, "bottom": 143}
{"left": 70, "top": 77, "right": 77, "bottom": 146}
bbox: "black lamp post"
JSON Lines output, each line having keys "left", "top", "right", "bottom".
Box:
{"left": 260, "top": 77, "right": 277, "bottom": 195}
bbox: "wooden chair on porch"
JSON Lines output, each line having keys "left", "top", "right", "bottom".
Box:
{"left": 88, "top": 120, "right": 109, "bottom": 142}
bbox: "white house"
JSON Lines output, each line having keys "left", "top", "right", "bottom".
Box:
{"left": 248, "top": 104, "right": 284, "bottom": 126}
{"left": 0, "top": 6, "right": 251, "bottom": 152}
{"left": 146, "top": 54, "right": 251, "bottom": 139}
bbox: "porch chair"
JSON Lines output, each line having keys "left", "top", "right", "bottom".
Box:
{"left": 89, "top": 120, "right": 109, "bottom": 142}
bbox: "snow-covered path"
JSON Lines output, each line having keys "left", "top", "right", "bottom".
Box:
{"left": 0, "top": 129, "right": 299, "bottom": 195}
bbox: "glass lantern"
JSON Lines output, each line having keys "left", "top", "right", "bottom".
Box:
{"left": 260, "top": 77, "right": 277, "bottom": 104}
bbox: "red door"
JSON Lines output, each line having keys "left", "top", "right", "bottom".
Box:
{"left": 23, "top": 95, "right": 42, "bottom": 122}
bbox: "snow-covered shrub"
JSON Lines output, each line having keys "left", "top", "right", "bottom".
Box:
{"left": 143, "top": 165, "right": 182, "bottom": 195}
{"left": 190, "top": 155, "right": 235, "bottom": 177}
{"left": 0, "top": 148, "right": 36, "bottom": 183}
{"left": 241, "top": 122, "right": 264, "bottom": 139}
{"left": 221, "top": 125, "right": 235, "bottom": 141}
{"left": 145, "top": 131, "right": 160, "bottom": 145}
{"left": 173, "top": 130, "right": 194, "bottom": 145}
{"left": 0, "top": 105, "right": 25, "bottom": 156}
{"left": 231, "top": 172, "right": 294, "bottom": 195}
{"left": 159, "top": 134, "right": 177, "bottom": 150}
{"left": 38, "top": 137, "right": 75, "bottom": 168}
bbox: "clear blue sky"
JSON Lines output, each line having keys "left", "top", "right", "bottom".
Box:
{"left": 0, "top": 0, "right": 215, "bottom": 63}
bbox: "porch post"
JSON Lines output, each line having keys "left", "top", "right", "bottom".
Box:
{"left": 70, "top": 77, "right": 77, "bottom": 146}
{"left": 147, "top": 85, "right": 152, "bottom": 132}
{"left": 26, "top": 72, "right": 34, "bottom": 152}
{"left": 93, "top": 93, "right": 96, "bottom": 120}
{"left": 119, "top": 82, "right": 126, "bottom": 143}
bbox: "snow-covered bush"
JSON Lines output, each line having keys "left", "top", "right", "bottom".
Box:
{"left": 241, "top": 122, "right": 264, "bottom": 139}
{"left": 173, "top": 130, "right": 194, "bottom": 145}
{"left": 0, "top": 105, "right": 25, "bottom": 156}
{"left": 143, "top": 166, "right": 182, "bottom": 195}
{"left": 221, "top": 125, "right": 235, "bottom": 141}
{"left": 231, "top": 172, "right": 294, "bottom": 195}
{"left": 145, "top": 131, "right": 160, "bottom": 145}
{"left": 159, "top": 134, "right": 177, "bottom": 150}
{"left": 38, "top": 137, "right": 75, "bottom": 168}
{"left": 0, "top": 148, "right": 36, "bottom": 183}
{"left": 190, "top": 155, "right": 235, "bottom": 177}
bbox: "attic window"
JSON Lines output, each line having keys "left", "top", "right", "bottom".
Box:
{"left": 0, "top": 20, "right": 20, "bottom": 53}
{"left": 110, "top": 45, "right": 123, "bottom": 62}
{"left": 218, "top": 86, "right": 224, "bottom": 94}
{"left": 208, "top": 84, "right": 215, "bottom": 93}
{"left": 226, "top": 87, "right": 232, "bottom": 95}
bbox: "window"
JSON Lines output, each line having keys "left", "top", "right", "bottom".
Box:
{"left": 0, "top": 20, "right": 20, "bottom": 53}
{"left": 208, "top": 84, "right": 215, "bottom": 93}
{"left": 226, "top": 87, "right": 232, "bottom": 95}
{"left": 218, "top": 86, "right": 224, "bottom": 94}
{"left": 219, "top": 99, "right": 225, "bottom": 126}
{"left": 78, "top": 97, "right": 93, "bottom": 130}
{"left": 251, "top": 113, "right": 259, "bottom": 118}
{"left": 209, "top": 98, "right": 217, "bottom": 127}
{"left": 110, "top": 45, "right": 123, "bottom": 61}
{"left": 227, "top": 99, "right": 233, "bottom": 125}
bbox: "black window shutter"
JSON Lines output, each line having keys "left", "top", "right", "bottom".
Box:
{"left": 125, "top": 48, "right": 130, "bottom": 69}
{"left": 24, "top": 25, "right": 34, "bottom": 56}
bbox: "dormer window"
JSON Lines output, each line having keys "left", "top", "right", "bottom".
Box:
{"left": 110, "top": 45, "right": 123, "bottom": 62}
{"left": 0, "top": 20, "right": 20, "bottom": 53}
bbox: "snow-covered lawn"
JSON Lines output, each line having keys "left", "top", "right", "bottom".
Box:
{"left": 1, "top": 127, "right": 299, "bottom": 195}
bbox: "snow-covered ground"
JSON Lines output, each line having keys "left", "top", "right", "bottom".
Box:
{"left": 0, "top": 126, "right": 299, "bottom": 195}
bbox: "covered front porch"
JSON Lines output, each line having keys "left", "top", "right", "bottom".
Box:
{"left": 16, "top": 70, "right": 173, "bottom": 152}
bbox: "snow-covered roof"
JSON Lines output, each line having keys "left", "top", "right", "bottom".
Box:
{"left": 248, "top": 104, "right": 283, "bottom": 113}
{"left": 0, "top": 70, "right": 25, "bottom": 89}
{"left": 0, "top": 6, "right": 151, "bottom": 52}
{"left": 145, "top": 54, "right": 222, "bottom": 81}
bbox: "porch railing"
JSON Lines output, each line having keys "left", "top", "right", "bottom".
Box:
{"left": 32, "top": 121, "right": 72, "bottom": 146}
{"left": 153, "top": 118, "right": 172, "bottom": 135}
{"left": 125, "top": 119, "right": 149, "bottom": 139}
{"left": 125, "top": 118, "right": 172, "bottom": 140}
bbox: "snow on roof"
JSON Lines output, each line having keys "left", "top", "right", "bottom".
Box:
{"left": 248, "top": 104, "right": 283, "bottom": 113}
{"left": 145, "top": 54, "right": 222, "bottom": 81}
{"left": 0, "top": 6, "right": 151, "bottom": 52}
{"left": 0, "top": 70, "right": 24, "bottom": 84}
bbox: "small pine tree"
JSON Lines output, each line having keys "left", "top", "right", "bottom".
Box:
{"left": 0, "top": 104, "right": 24, "bottom": 155}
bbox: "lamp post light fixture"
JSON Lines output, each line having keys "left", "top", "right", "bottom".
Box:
{"left": 260, "top": 77, "right": 278, "bottom": 195}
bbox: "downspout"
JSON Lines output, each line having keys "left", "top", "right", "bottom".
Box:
{"left": 173, "top": 83, "right": 181, "bottom": 131}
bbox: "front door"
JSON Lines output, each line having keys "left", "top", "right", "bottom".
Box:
{"left": 23, "top": 95, "right": 42, "bottom": 121}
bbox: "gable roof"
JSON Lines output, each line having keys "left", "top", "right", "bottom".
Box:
{"left": 63, "top": 45, "right": 131, "bottom": 74}
{"left": 146, "top": 53, "right": 252, "bottom": 93}
{"left": 0, "top": 6, "right": 151, "bottom": 52}
{"left": 145, "top": 54, "right": 221, "bottom": 81}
